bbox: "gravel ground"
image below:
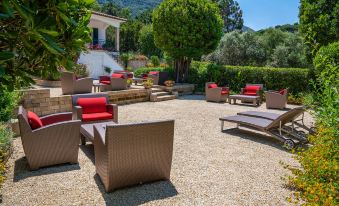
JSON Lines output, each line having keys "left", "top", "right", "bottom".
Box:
{"left": 1, "top": 95, "right": 313, "bottom": 206}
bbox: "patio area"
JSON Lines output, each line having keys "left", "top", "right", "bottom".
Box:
{"left": 2, "top": 95, "right": 311, "bottom": 205}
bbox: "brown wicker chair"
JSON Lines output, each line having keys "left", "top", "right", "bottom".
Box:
{"left": 61, "top": 71, "right": 93, "bottom": 95}
{"left": 205, "top": 82, "right": 230, "bottom": 103}
{"left": 100, "top": 75, "right": 128, "bottom": 91}
{"left": 17, "top": 106, "right": 81, "bottom": 170}
{"left": 93, "top": 120, "right": 175, "bottom": 192}
{"left": 72, "top": 93, "right": 118, "bottom": 124}
{"left": 265, "top": 89, "right": 288, "bottom": 109}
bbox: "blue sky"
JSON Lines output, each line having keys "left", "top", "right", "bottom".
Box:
{"left": 237, "top": 0, "right": 300, "bottom": 31}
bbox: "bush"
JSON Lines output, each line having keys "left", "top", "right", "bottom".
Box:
{"left": 0, "top": 91, "right": 19, "bottom": 122}
{"left": 189, "top": 61, "right": 310, "bottom": 94}
{"left": 138, "top": 25, "right": 162, "bottom": 57}
{"left": 0, "top": 123, "right": 13, "bottom": 186}
{"left": 150, "top": 56, "right": 160, "bottom": 67}
{"left": 134, "top": 67, "right": 175, "bottom": 80}
{"left": 313, "top": 42, "right": 339, "bottom": 76}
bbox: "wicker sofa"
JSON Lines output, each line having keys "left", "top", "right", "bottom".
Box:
{"left": 17, "top": 106, "right": 81, "bottom": 170}
{"left": 240, "top": 84, "right": 264, "bottom": 103}
{"left": 99, "top": 74, "right": 128, "bottom": 91}
{"left": 205, "top": 82, "right": 230, "bottom": 102}
{"left": 93, "top": 120, "right": 175, "bottom": 192}
{"left": 72, "top": 93, "right": 118, "bottom": 123}
{"left": 265, "top": 89, "right": 288, "bottom": 109}
{"left": 61, "top": 71, "right": 93, "bottom": 95}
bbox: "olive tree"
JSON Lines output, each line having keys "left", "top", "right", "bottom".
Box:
{"left": 153, "top": 0, "right": 223, "bottom": 82}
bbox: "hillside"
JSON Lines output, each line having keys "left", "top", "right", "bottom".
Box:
{"left": 97, "top": 0, "right": 162, "bottom": 15}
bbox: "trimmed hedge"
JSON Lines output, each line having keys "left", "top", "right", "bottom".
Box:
{"left": 189, "top": 61, "right": 311, "bottom": 94}
{"left": 134, "top": 67, "right": 175, "bottom": 79}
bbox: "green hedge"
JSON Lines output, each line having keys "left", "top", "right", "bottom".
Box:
{"left": 189, "top": 61, "right": 311, "bottom": 94}
{"left": 134, "top": 67, "right": 175, "bottom": 80}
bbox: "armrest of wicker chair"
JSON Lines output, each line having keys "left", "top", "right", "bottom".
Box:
{"left": 107, "top": 104, "right": 118, "bottom": 123}
{"left": 240, "top": 88, "right": 245, "bottom": 94}
{"left": 72, "top": 106, "right": 82, "bottom": 121}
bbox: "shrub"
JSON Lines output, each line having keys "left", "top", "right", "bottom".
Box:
{"left": 72, "top": 64, "right": 89, "bottom": 78}
{"left": 313, "top": 42, "right": 339, "bottom": 76}
{"left": 134, "top": 67, "right": 175, "bottom": 80}
{"left": 150, "top": 56, "right": 160, "bottom": 67}
{"left": 0, "top": 91, "right": 19, "bottom": 122}
{"left": 189, "top": 61, "right": 310, "bottom": 94}
{"left": 0, "top": 123, "right": 13, "bottom": 186}
{"left": 138, "top": 25, "right": 162, "bottom": 57}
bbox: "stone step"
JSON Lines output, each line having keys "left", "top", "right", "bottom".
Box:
{"left": 154, "top": 95, "right": 176, "bottom": 102}
{"left": 151, "top": 88, "right": 163, "bottom": 93}
{"left": 152, "top": 91, "right": 170, "bottom": 97}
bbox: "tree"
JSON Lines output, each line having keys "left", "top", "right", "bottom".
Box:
{"left": 120, "top": 20, "right": 144, "bottom": 52}
{"left": 138, "top": 25, "right": 162, "bottom": 57}
{"left": 0, "top": 0, "right": 93, "bottom": 91}
{"left": 100, "top": 2, "right": 132, "bottom": 19}
{"left": 153, "top": 0, "right": 223, "bottom": 82}
{"left": 299, "top": 0, "right": 339, "bottom": 59}
{"left": 136, "top": 8, "right": 153, "bottom": 25}
{"left": 213, "top": 0, "right": 243, "bottom": 32}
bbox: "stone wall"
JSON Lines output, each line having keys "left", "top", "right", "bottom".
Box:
{"left": 159, "top": 84, "right": 195, "bottom": 95}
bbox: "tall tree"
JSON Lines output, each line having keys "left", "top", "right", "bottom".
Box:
{"left": 153, "top": 0, "right": 223, "bottom": 82}
{"left": 100, "top": 2, "right": 132, "bottom": 19}
{"left": 136, "top": 8, "right": 153, "bottom": 25}
{"left": 213, "top": 0, "right": 244, "bottom": 32}
{"left": 299, "top": 0, "right": 339, "bottom": 60}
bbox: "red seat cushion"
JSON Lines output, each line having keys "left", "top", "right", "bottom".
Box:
{"left": 127, "top": 73, "right": 133, "bottom": 78}
{"left": 221, "top": 90, "right": 229, "bottom": 95}
{"left": 82, "top": 112, "right": 112, "bottom": 122}
{"left": 100, "top": 80, "right": 111, "bottom": 85}
{"left": 208, "top": 84, "right": 218, "bottom": 88}
{"left": 243, "top": 92, "right": 258, "bottom": 96}
{"left": 141, "top": 74, "right": 148, "bottom": 79}
{"left": 27, "top": 111, "right": 43, "bottom": 130}
{"left": 77, "top": 97, "right": 107, "bottom": 114}
{"left": 149, "top": 71, "right": 159, "bottom": 75}
{"left": 112, "top": 73, "right": 125, "bottom": 79}
{"left": 100, "top": 76, "right": 110, "bottom": 81}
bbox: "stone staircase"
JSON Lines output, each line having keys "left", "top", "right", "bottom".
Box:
{"left": 150, "top": 87, "right": 176, "bottom": 102}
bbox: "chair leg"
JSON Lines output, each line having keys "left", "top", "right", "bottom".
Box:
{"left": 220, "top": 121, "right": 224, "bottom": 131}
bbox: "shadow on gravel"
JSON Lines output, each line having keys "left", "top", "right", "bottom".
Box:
{"left": 80, "top": 144, "right": 95, "bottom": 164}
{"left": 222, "top": 128, "right": 288, "bottom": 151}
{"left": 13, "top": 157, "right": 80, "bottom": 182}
{"left": 177, "top": 95, "right": 205, "bottom": 101}
{"left": 94, "top": 174, "right": 178, "bottom": 206}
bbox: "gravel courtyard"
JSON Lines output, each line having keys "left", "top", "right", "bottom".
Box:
{"left": 1, "top": 95, "right": 312, "bottom": 206}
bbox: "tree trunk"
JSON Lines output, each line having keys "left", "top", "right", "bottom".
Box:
{"left": 174, "top": 57, "right": 191, "bottom": 83}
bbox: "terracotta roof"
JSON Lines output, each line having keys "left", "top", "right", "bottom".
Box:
{"left": 91, "top": 11, "right": 127, "bottom": 22}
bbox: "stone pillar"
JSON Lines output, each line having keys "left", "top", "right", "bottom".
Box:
{"left": 115, "top": 27, "right": 120, "bottom": 52}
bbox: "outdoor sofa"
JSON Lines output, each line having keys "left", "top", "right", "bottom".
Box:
{"left": 99, "top": 73, "right": 128, "bottom": 91}
{"left": 140, "top": 71, "right": 169, "bottom": 85}
{"left": 61, "top": 71, "right": 93, "bottom": 95}
{"left": 17, "top": 106, "right": 81, "bottom": 170}
{"left": 205, "top": 82, "right": 230, "bottom": 102}
{"left": 93, "top": 120, "right": 175, "bottom": 192}
{"left": 72, "top": 93, "right": 118, "bottom": 123}
{"left": 265, "top": 89, "right": 288, "bottom": 109}
{"left": 240, "top": 84, "right": 263, "bottom": 102}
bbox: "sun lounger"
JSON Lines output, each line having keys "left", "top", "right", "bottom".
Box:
{"left": 219, "top": 107, "right": 309, "bottom": 149}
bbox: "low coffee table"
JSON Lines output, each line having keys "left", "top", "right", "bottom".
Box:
{"left": 80, "top": 122, "right": 116, "bottom": 145}
{"left": 132, "top": 77, "right": 145, "bottom": 85}
{"left": 93, "top": 83, "right": 105, "bottom": 93}
{"left": 228, "top": 94, "right": 261, "bottom": 106}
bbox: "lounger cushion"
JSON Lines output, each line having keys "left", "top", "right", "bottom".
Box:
{"left": 82, "top": 112, "right": 112, "bottom": 122}
{"left": 112, "top": 74, "right": 125, "bottom": 79}
{"left": 27, "top": 111, "right": 43, "bottom": 130}
{"left": 149, "top": 71, "right": 159, "bottom": 75}
{"left": 208, "top": 83, "right": 218, "bottom": 88}
{"left": 100, "top": 80, "right": 110, "bottom": 85}
{"left": 77, "top": 97, "right": 107, "bottom": 114}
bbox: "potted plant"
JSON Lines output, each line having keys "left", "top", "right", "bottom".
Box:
{"left": 143, "top": 78, "right": 153, "bottom": 89}
{"left": 127, "top": 78, "right": 133, "bottom": 88}
{"left": 164, "top": 80, "right": 175, "bottom": 87}
{"left": 104, "top": 66, "right": 112, "bottom": 75}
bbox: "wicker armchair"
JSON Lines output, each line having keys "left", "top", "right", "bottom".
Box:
{"left": 17, "top": 106, "right": 81, "bottom": 170}
{"left": 100, "top": 74, "right": 128, "bottom": 91}
{"left": 265, "top": 89, "right": 288, "bottom": 109}
{"left": 61, "top": 72, "right": 93, "bottom": 95}
{"left": 94, "top": 120, "right": 175, "bottom": 192}
{"left": 205, "top": 82, "right": 230, "bottom": 103}
{"left": 72, "top": 93, "right": 118, "bottom": 124}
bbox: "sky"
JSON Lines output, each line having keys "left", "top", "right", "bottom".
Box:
{"left": 237, "top": 0, "right": 300, "bottom": 31}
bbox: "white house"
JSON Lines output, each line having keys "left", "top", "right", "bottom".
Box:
{"left": 78, "top": 11, "right": 126, "bottom": 79}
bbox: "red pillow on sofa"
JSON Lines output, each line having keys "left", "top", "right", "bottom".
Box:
{"left": 77, "top": 97, "right": 107, "bottom": 114}
{"left": 149, "top": 71, "right": 159, "bottom": 75}
{"left": 279, "top": 89, "right": 286, "bottom": 95}
{"left": 245, "top": 85, "right": 261, "bottom": 92}
{"left": 111, "top": 73, "right": 125, "bottom": 79}
{"left": 27, "top": 111, "right": 43, "bottom": 130}
{"left": 208, "top": 83, "right": 218, "bottom": 88}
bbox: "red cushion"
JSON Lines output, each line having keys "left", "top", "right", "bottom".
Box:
{"left": 221, "top": 90, "right": 229, "bottom": 95}
{"left": 208, "top": 84, "right": 218, "bottom": 88}
{"left": 279, "top": 89, "right": 286, "bottom": 95}
{"left": 77, "top": 97, "right": 107, "bottom": 114}
{"left": 244, "top": 85, "right": 261, "bottom": 92}
{"left": 112, "top": 73, "right": 125, "bottom": 79}
{"left": 149, "top": 71, "right": 159, "bottom": 75}
{"left": 27, "top": 111, "right": 43, "bottom": 130}
{"left": 243, "top": 92, "right": 257, "bottom": 96}
{"left": 82, "top": 112, "right": 112, "bottom": 122}
{"left": 100, "top": 80, "right": 111, "bottom": 85}
{"left": 41, "top": 113, "right": 72, "bottom": 126}
{"left": 127, "top": 73, "right": 133, "bottom": 78}
{"left": 141, "top": 74, "right": 148, "bottom": 78}
{"left": 100, "top": 76, "right": 110, "bottom": 82}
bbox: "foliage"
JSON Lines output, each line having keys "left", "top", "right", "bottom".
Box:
{"left": 150, "top": 56, "right": 160, "bottom": 67}
{"left": 0, "top": 91, "right": 19, "bottom": 122}
{"left": 138, "top": 25, "right": 162, "bottom": 57}
{"left": 274, "top": 23, "right": 299, "bottom": 33}
{"left": 0, "top": 0, "right": 94, "bottom": 91}
{"left": 98, "top": 2, "right": 131, "bottom": 19}
{"left": 286, "top": 42, "right": 339, "bottom": 206}
{"left": 104, "top": 66, "right": 112, "bottom": 74}
{"left": 134, "top": 67, "right": 175, "bottom": 80}
{"left": 189, "top": 61, "right": 310, "bottom": 94}
{"left": 153, "top": 0, "right": 223, "bottom": 82}
{"left": 212, "top": 0, "right": 243, "bottom": 32}
{"left": 205, "top": 30, "right": 309, "bottom": 68}
{"left": 72, "top": 64, "right": 89, "bottom": 77}
{"left": 299, "top": 0, "right": 339, "bottom": 60}
{"left": 120, "top": 20, "right": 144, "bottom": 52}
{"left": 135, "top": 8, "right": 153, "bottom": 24}
{"left": 143, "top": 78, "right": 154, "bottom": 89}
{"left": 0, "top": 123, "right": 13, "bottom": 186}
{"left": 120, "top": 53, "right": 132, "bottom": 68}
